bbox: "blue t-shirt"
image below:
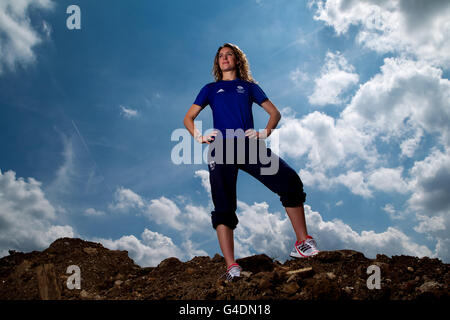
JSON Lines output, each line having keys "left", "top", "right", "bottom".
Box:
{"left": 193, "top": 79, "right": 269, "bottom": 138}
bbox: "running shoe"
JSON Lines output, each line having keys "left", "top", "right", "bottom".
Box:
{"left": 290, "top": 235, "right": 319, "bottom": 258}
{"left": 225, "top": 263, "right": 242, "bottom": 281}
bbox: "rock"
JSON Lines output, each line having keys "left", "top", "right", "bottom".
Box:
{"left": 115, "top": 273, "right": 124, "bottom": 280}
{"left": 314, "top": 251, "right": 342, "bottom": 263}
{"left": 13, "top": 260, "right": 32, "bottom": 277}
{"left": 157, "top": 257, "right": 183, "bottom": 269}
{"left": 326, "top": 272, "right": 336, "bottom": 280}
{"left": 35, "top": 264, "right": 61, "bottom": 300}
{"left": 253, "top": 271, "right": 273, "bottom": 287}
{"left": 403, "top": 279, "right": 418, "bottom": 291}
{"left": 338, "top": 250, "right": 366, "bottom": 259}
{"left": 417, "top": 281, "right": 442, "bottom": 293}
{"left": 114, "top": 280, "right": 123, "bottom": 286}
{"left": 237, "top": 254, "right": 274, "bottom": 273}
{"left": 83, "top": 247, "right": 97, "bottom": 255}
{"left": 240, "top": 271, "right": 252, "bottom": 278}
{"left": 307, "top": 276, "right": 341, "bottom": 300}
{"left": 343, "top": 286, "right": 354, "bottom": 295}
{"left": 286, "top": 274, "right": 297, "bottom": 283}
{"left": 373, "top": 261, "right": 389, "bottom": 272}
{"left": 286, "top": 267, "right": 314, "bottom": 278}
{"left": 211, "top": 254, "right": 224, "bottom": 263}
{"left": 281, "top": 282, "right": 299, "bottom": 295}
{"left": 407, "top": 266, "right": 414, "bottom": 272}
{"left": 258, "top": 278, "right": 271, "bottom": 290}
{"left": 185, "top": 267, "right": 196, "bottom": 275}
{"left": 376, "top": 254, "right": 390, "bottom": 262}
{"left": 80, "top": 290, "right": 91, "bottom": 299}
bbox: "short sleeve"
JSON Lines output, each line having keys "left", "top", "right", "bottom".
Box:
{"left": 250, "top": 83, "right": 269, "bottom": 106}
{"left": 193, "top": 84, "right": 210, "bottom": 109}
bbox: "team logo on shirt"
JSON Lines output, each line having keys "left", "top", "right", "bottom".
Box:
{"left": 217, "top": 88, "right": 225, "bottom": 93}
{"left": 236, "top": 86, "right": 245, "bottom": 94}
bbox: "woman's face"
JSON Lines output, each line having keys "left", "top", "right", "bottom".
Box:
{"left": 218, "top": 47, "right": 237, "bottom": 72}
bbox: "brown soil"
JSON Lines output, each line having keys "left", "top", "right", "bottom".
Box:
{"left": 0, "top": 237, "right": 448, "bottom": 300}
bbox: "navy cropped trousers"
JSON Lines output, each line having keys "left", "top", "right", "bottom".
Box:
{"left": 207, "top": 137, "right": 306, "bottom": 230}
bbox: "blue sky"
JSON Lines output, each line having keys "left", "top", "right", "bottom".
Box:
{"left": 1, "top": 0, "right": 449, "bottom": 266}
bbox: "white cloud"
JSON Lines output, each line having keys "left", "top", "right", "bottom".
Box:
{"left": 435, "top": 238, "right": 450, "bottom": 262}
{"left": 308, "top": 51, "right": 359, "bottom": 106}
{"left": 334, "top": 170, "right": 372, "bottom": 198}
{"left": 184, "top": 203, "right": 211, "bottom": 232}
{"left": 274, "top": 110, "right": 376, "bottom": 172}
{"left": 41, "top": 20, "right": 51, "bottom": 40}
{"left": 406, "top": 147, "right": 450, "bottom": 262}
{"left": 95, "top": 229, "right": 183, "bottom": 267}
{"left": 95, "top": 228, "right": 208, "bottom": 267}
{"left": 89, "top": 172, "right": 215, "bottom": 267}
{"left": 108, "top": 171, "right": 212, "bottom": 232}
{"left": 144, "top": 196, "right": 183, "bottom": 230}
{"left": 234, "top": 201, "right": 293, "bottom": 261}
{"left": 285, "top": 58, "right": 449, "bottom": 196}
{"left": 48, "top": 133, "right": 76, "bottom": 195}
{"left": 47, "top": 127, "right": 106, "bottom": 197}
{"left": 45, "top": 225, "right": 75, "bottom": 242}
{"left": 367, "top": 167, "right": 409, "bottom": 194}
{"left": 341, "top": 58, "right": 450, "bottom": 146}
{"left": 194, "top": 169, "right": 211, "bottom": 195}
{"left": 414, "top": 215, "right": 446, "bottom": 234}
{"left": 84, "top": 208, "right": 105, "bottom": 216}
{"left": 109, "top": 186, "right": 145, "bottom": 212}
{"left": 290, "top": 67, "right": 310, "bottom": 88}
{"left": 119, "top": 105, "right": 139, "bottom": 119}
{"left": 312, "top": 0, "right": 450, "bottom": 67}
{"left": 0, "top": 0, "right": 54, "bottom": 74}
{"left": 300, "top": 166, "right": 410, "bottom": 199}
{"left": 382, "top": 203, "right": 395, "bottom": 215}
{"left": 407, "top": 147, "right": 450, "bottom": 216}
{"left": 0, "top": 169, "right": 74, "bottom": 256}
{"left": 304, "top": 204, "right": 433, "bottom": 259}
{"left": 382, "top": 203, "right": 404, "bottom": 220}
{"left": 400, "top": 128, "right": 424, "bottom": 158}
{"left": 300, "top": 168, "right": 333, "bottom": 190}
{"left": 231, "top": 200, "right": 433, "bottom": 261}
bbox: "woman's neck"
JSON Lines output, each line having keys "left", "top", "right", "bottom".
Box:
{"left": 221, "top": 70, "right": 238, "bottom": 81}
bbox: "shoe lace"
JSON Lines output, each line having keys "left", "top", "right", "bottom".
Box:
{"left": 297, "top": 240, "right": 313, "bottom": 252}
{"left": 306, "top": 237, "right": 317, "bottom": 248}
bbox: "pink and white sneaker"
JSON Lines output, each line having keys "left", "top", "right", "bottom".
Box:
{"left": 290, "top": 235, "right": 319, "bottom": 258}
{"left": 225, "top": 263, "right": 242, "bottom": 281}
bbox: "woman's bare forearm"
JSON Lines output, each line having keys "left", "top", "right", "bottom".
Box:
{"left": 183, "top": 116, "right": 202, "bottom": 142}
{"left": 264, "top": 111, "right": 281, "bottom": 137}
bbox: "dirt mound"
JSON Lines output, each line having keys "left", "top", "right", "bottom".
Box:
{"left": 0, "top": 237, "right": 448, "bottom": 300}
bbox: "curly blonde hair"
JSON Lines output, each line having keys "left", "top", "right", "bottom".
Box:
{"left": 212, "top": 43, "right": 256, "bottom": 83}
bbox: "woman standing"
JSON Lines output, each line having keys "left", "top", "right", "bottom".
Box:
{"left": 183, "top": 43, "right": 319, "bottom": 280}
